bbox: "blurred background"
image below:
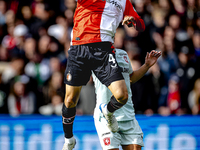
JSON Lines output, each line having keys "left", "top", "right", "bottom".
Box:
{"left": 0, "top": 0, "right": 200, "bottom": 150}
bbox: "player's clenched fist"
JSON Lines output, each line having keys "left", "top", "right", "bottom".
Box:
{"left": 122, "top": 16, "right": 136, "bottom": 27}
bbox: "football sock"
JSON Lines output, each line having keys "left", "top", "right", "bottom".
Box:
{"left": 107, "top": 96, "right": 124, "bottom": 113}
{"left": 62, "top": 104, "right": 76, "bottom": 138}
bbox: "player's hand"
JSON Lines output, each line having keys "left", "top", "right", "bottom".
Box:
{"left": 122, "top": 16, "right": 136, "bottom": 27}
{"left": 145, "top": 50, "right": 162, "bottom": 68}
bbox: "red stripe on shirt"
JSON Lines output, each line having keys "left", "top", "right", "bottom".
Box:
{"left": 72, "top": 0, "right": 106, "bottom": 45}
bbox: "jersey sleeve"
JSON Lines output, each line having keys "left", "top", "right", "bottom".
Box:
{"left": 128, "top": 56, "right": 133, "bottom": 75}
{"left": 123, "top": 0, "right": 145, "bottom": 32}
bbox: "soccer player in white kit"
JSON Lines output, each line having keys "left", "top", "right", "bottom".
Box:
{"left": 92, "top": 49, "right": 161, "bottom": 150}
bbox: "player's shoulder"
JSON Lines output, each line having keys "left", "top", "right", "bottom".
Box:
{"left": 115, "top": 49, "right": 130, "bottom": 64}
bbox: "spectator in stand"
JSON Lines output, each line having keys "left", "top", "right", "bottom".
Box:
{"left": 42, "top": 71, "right": 64, "bottom": 105}
{"left": 0, "top": 0, "right": 7, "bottom": 26}
{"left": 155, "top": 33, "right": 178, "bottom": 87}
{"left": 1, "top": 24, "right": 16, "bottom": 60}
{"left": 163, "top": 26, "right": 179, "bottom": 70}
{"left": 1, "top": 23, "right": 29, "bottom": 61}
{"left": 171, "top": 0, "right": 186, "bottom": 23}
{"left": 25, "top": 34, "right": 51, "bottom": 87}
{"left": 193, "top": 31, "right": 200, "bottom": 58}
{"left": 192, "top": 31, "right": 200, "bottom": 79}
{"left": 0, "top": 44, "right": 9, "bottom": 61}
{"left": 29, "top": 2, "right": 55, "bottom": 40}
{"left": 195, "top": 12, "right": 200, "bottom": 29}
{"left": 176, "top": 46, "right": 196, "bottom": 113}
{"left": 49, "top": 57, "right": 62, "bottom": 74}
{"left": 62, "top": 0, "right": 76, "bottom": 28}
{"left": 185, "top": 0, "right": 198, "bottom": 27}
{"left": 12, "top": 24, "right": 29, "bottom": 58}
{"left": 158, "top": 74, "right": 181, "bottom": 116}
{"left": 145, "top": 62, "right": 165, "bottom": 115}
{"left": 0, "top": 62, "right": 9, "bottom": 114}
{"left": 20, "top": 6, "right": 34, "bottom": 29}
{"left": 1, "top": 56, "right": 24, "bottom": 84}
{"left": 147, "top": 7, "right": 167, "bottom": 50}
{"left": 23, "top": 37, "right": 37, "bottom": 62}
{"left": 7, "top": 75, "right": 37, "bottom": 116}
{"left": 157, "top": 0, "right": 173, "bottom": 18}
{"left": 5, "top": 9, "right": 15, "bottom": 26}
{"left": 39, "top": 93, "right": 63, "bottom": 116}
{"left": 168, "top": 14, "right": 191, "bottom": 54}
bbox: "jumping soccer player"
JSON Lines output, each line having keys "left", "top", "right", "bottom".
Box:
{"left": 93, "top": 49, "right": 161, "bottom": 150}
{"left": 62, "top": 0, "right": 145, "bottom": 149}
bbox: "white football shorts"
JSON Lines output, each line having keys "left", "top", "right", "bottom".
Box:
{"left": 94, "top": 116, "right": 144, "bottom": 149}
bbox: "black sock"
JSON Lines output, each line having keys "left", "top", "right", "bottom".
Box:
{"left": 62, "top": 104, "right": 76, "bottom": 138}
{"left": 107, "top": 96, "right": 124, "bottom": 113}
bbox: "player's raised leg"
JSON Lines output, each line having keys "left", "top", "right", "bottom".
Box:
{"left": 62, "top": 85, "right": 82, "bottom": 150}
{"left": 100, "top": 79, "right": 128, "bottom": 132}
{"left": 96, "top": 49, "right": 129, "bottom": 133}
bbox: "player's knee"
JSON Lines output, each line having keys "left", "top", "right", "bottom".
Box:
{"left": 64, "top": 95, "right": 78, "bottom": 108}
{"left": 134, "top": 144, "right": 142, "bottom": 150}
{"left": 119, "top": 93, "right": 128, "bottom": 104}
{"left": 115, "top": 89, "right": 128, "bottom": 104}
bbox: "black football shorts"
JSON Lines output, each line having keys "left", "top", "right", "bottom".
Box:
{"left": 64, "top": 42, "right": 124, "bottom": 87}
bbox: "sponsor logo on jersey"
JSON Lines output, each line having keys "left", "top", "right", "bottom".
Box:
{"left": 103, "top": 137, "right": 111, "bottom": 146}
{"left": 102, "top": 132, "right": 111, "bottom": 137}
{"left": 106, "top": 0, "right": 122, "bottom": 10}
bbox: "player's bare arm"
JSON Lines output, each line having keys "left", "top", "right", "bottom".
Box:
{"left": 130, "top": 50, "right": 162, "bottom": 83}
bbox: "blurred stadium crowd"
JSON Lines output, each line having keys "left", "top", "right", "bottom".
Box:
{"left": 0, "top": 0, "right": 199, "bottom": 116}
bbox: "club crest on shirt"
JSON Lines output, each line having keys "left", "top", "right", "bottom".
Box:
{"left": 66, "top": 72, "right": 72, "bottom": 81}
{"left": 123, "top": 56, "right": 129, "bottom": 63}
{"left": 103, "top": 137, "right": 111, "bottom": 146}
